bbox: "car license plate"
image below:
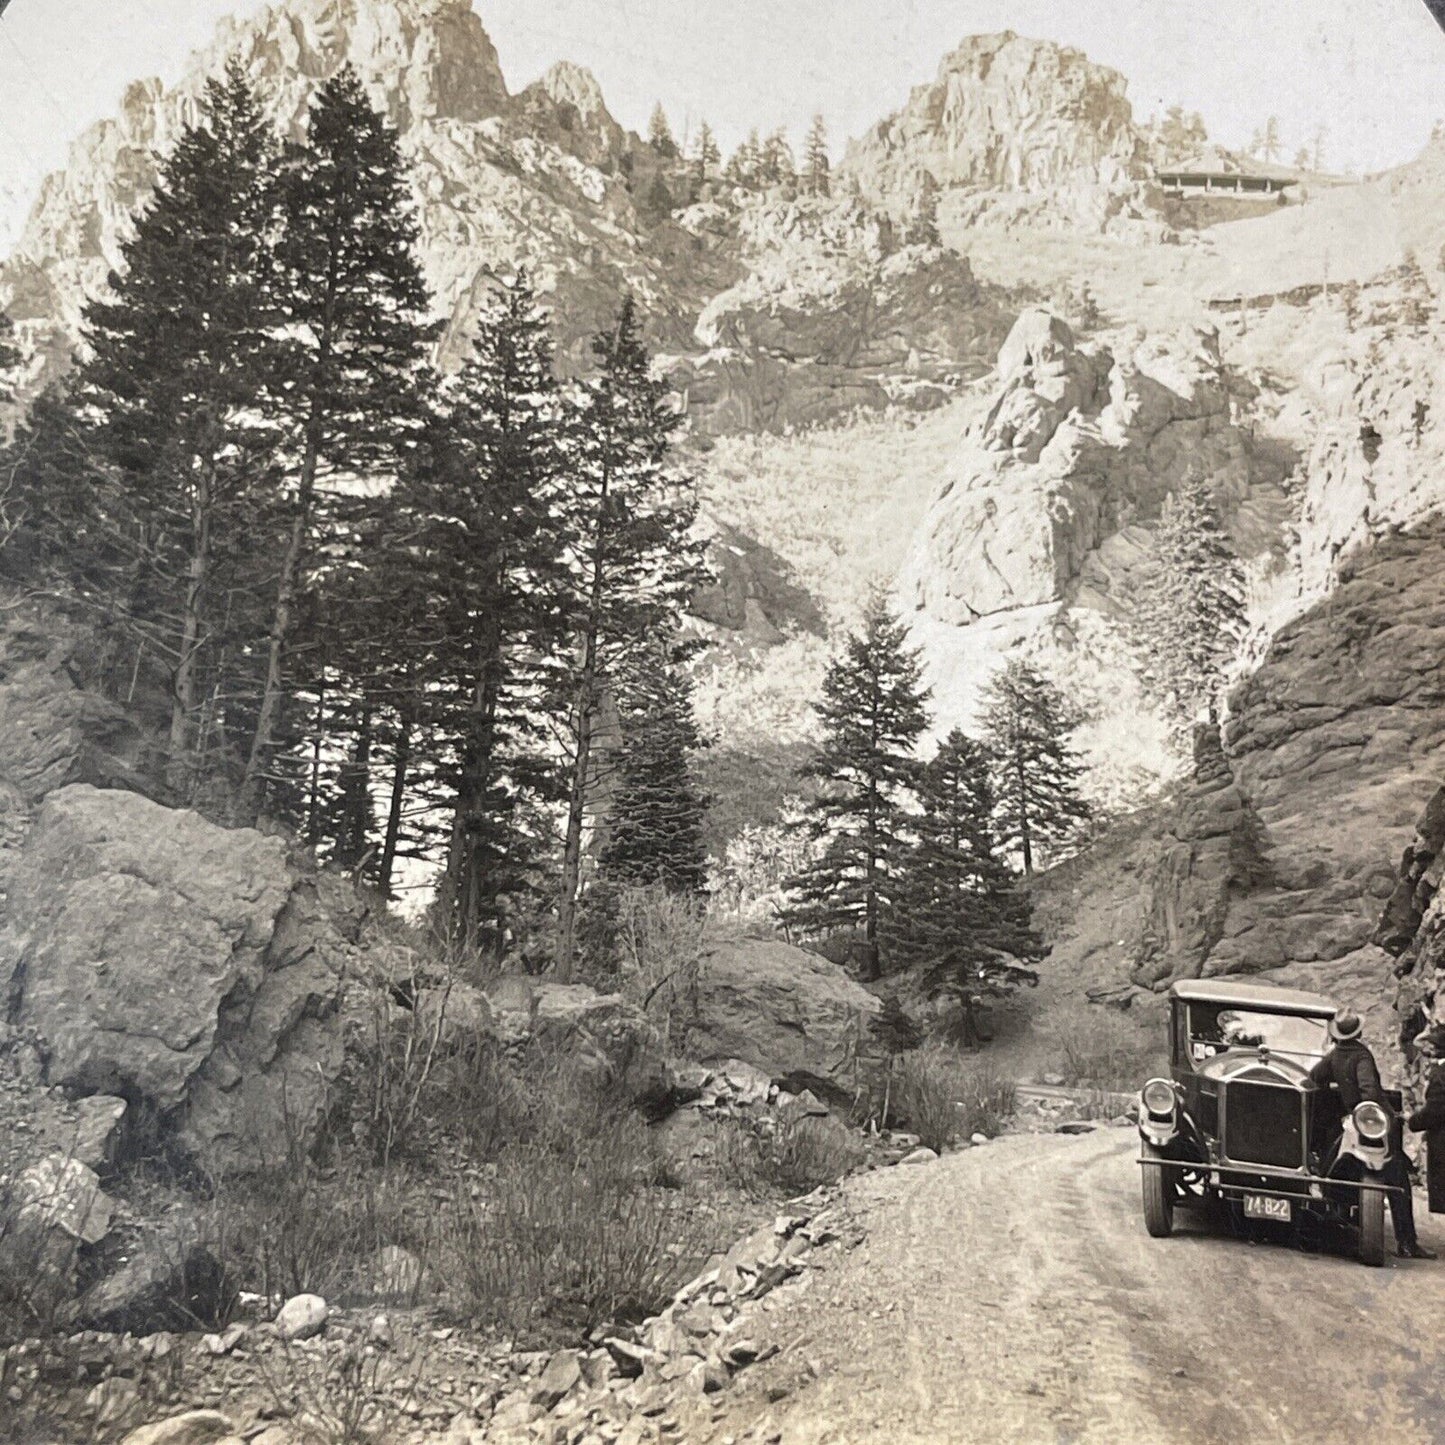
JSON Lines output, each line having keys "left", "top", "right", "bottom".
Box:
{"left": 1243, "top": 1194, "right": 1291, "bottom": 1221}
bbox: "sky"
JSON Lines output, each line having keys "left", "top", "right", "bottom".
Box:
{"left": 3, "top": 0, "right": 1445, "bottom": 250}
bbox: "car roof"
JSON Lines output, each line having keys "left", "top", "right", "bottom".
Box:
{"left": 1168, "top": 977, "right": 1338, "bottom": 1016}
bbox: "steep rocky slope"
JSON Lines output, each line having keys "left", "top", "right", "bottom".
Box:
{"left": 895, "top": 307, "right": 1291, "bottom": 804}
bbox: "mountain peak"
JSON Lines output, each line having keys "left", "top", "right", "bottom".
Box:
{"left": 841, "top": 30, "right": 1142, "bottom": 215}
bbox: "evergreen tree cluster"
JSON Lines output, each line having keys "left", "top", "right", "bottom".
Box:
{"left": 781, "top": 598, "right": 1091, "bottom": 1014}
{"left": 1, "top": 60, "right": 710, "bottom": 975}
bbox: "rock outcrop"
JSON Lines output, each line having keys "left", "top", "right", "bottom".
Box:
{"left": 1130, "top": 522, "right": 1445, "bottom": 1026}
{"left": 676, "top": 198, "right": 1009, "bottom": 432}
{"left": 1293, "top": 319, "right": 1445, "bottom": 601}
{"left": 2, "top": 784, "right": 357, "bottom": 1177}
{"left": 1134, "top": 727, "right": 1273, "bottom": 986}
{"left": 901, "top": 308, "right": 1271, "bottom": 624}
{"left": 0, "top": 607, "right": 164, "bottom": 809}
{"left": 898, "top": 308, "right": 1287, "bottom": 807}
{"left": 840, "top": 32, "right": 1146, "bottom": 229}
{"left": 1377, "top": 783, "right": 1445, "bottom": 1101}
{"left": 688, "top": 939, "right": 880, "bottom": 1089}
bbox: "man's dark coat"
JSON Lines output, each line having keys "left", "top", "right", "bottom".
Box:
{"left": 1409, "top": 1065, "right": 1445, "bottom": 1214}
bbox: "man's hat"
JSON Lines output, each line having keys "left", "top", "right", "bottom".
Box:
{"left": 1329, "top": 1010, "right": 1363, "bottom": 1042}
{"left": 1417, "top": 1023, "right": 1445, "bottom": 1058}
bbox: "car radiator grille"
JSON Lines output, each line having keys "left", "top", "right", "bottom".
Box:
{"left": 1223, "top": 1081, "right": 1303, "bottom": 1168}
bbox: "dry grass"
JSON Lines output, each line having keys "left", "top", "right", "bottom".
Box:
{"left": 1043, "top": 1013, "right": 1164, "bottom": 1092}
{"left": 0, "top": 1181, "right": 86, "bottom": 1346}
{"left": 714, "top": 1114, "right": 865, "bottom": 1198}
{"left": 449, "top": 1144, "right": 703, "bottom": 1341}
{"left": 211, "top": 1035, "right": 703, "bottom": 1348}
{"left": 893, "top": 1048, "right": 1019, "bottom": 1153}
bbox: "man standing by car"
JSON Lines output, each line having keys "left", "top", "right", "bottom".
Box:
{"left": 1309, "top": 1011, "right": 1435, "bottom": 1259}
{"left": 1408, "top": 1025, "right": 1445, "bottom": 1217}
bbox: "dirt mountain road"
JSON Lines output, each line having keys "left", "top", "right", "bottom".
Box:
{"left": 686, "top": 1126, "right": 1445, "bottom": 1445}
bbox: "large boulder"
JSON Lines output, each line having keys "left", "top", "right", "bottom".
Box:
{"left": 0, "top": 609, "right": 163, "bottom": 807}
{"left": 2, "top": 785, "right": 356, "bottom": 1177}
{"left": 688, "top": 939, "right": 880, "bottom": 1086}
{"left": 482, "top": 977, "right": 661, "bottom": 1087}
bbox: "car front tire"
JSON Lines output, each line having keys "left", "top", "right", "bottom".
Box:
{"left": 1142, "top": 1144, "right": 1174, "bottom": 1238}
{"left": 1357, "top": 1187, "right": 1385, "bottom": 1267}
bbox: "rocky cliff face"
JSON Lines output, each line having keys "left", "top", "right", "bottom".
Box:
{"left": 673, "top": 198, "right": 1011, "bottom": 432}
{"left": 896, "top": 308, "right": 1289, "bottom": 805}
{"left": 1293, "top": 320, "right": 1445, "bottom": 601}
{"left": 1128, "top": 522, "right": 1445, "bottom": 1038}
{"left": 1377, "top": 785, "right": 1445, "bottom": 1100}
{"left": 2, "top": 0, "right": 675, "bottom": 378}
{"left": 900, "top": 309, "right": 1274, "bottom": 623}
{"left": 840, "top": 32, "right": 1148, "bottom": 231}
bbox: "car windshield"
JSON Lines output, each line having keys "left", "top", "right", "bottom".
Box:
{"left": 1187, "top": 1003, "right": 1329, "bottom": 1061}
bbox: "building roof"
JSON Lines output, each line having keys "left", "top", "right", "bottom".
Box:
{"left": 1156, "top": 146, "right": 1300, "bottom": 183}
{"left": 1168, "top": 977, "right": 1338, "bottom": 1015}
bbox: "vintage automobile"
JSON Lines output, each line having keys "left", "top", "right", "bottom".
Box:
{"left": 1138, "top": 978, "right": 1400, "bottom": 1265}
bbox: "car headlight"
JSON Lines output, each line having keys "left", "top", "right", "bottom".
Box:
{"left": 1142, "top": 1078, "right": 1176, "bottom": 1116}
{"left": 1354, "top": 1101, "right": 1390, "bottom": 1142}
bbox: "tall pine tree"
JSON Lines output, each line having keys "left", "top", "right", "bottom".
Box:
{"left": 758, "top": 129, "right": 795, "bottom": 187}
{"left": 980, "top": 659, "right": 1091, "bottom": 876}
{"left": 1133, "top": 473, "right": 1247, "bottom": 735}
{"left": 647, "top": 103, "right": 678, "bottom": 158}
{"left": 692, "top": 122, "right": 721, "bottom": 188}
{"left": 241, "top": 63, "right": 433, "bottom": 821}
{"left": 782, "top": 596, "right": 931, "bottom": 981}
{"left": 598, "top": 643, "right": 709, "bottom": 898}
{"left": 69, "top": 61, "right": 282, "bottom": 797}
{"left": 396, "top": 273, "right": 571, "bottom": 951}
{"left": 803, "top": 114, "right": 830, "bottom": 197}
{"left": 890, "top": 729, "right": 1042, "bottom": 1038}
{"left": 551, "top": 297, "right": 708, "bottom": 980}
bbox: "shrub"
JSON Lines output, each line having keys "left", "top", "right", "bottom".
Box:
{"left": 714, "top": 1114, "right": 863, "bottom": 1198}
{"left": 894, "top": 1048, "right": 1018, "bottom": 1152}
{"left": 447, "top": 1143, "right": 702, "bottom": 1343}
{"left": 610, "top": 885, "right": 707, "bottom": 1056}
{"left": 254, "top": 1332, "right": 429, "bottom": 1445}
{"left": 1045, "top": 1013, "right": 1163, "bottom": 1092}
{"left": 216, "top": 1161, "right": 433, "bottom": 1309}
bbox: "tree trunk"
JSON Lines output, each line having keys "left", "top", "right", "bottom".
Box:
{"left": 555, "top": 672, "right": 595, "bottom": 983}
{"left": 443, "top": 598, "right": 504, "bottom": 951}
{"left": 338, "top": 701, "right": 373, "bottom": 867}
{"left": 1016, "top": 753, "right": 1033, "bottom": 877}
{"left": 168, "top": 450, "right": 215, "bottom": 800}
{"left": 378, "top": 705, "right": 412, "bottom": 900}
{"left": 239, "top": 431, "right": 318, "bottom": 824}
{"left": 556, "top": 417, "right": 614, "bottom": 982}
{"left": 306, "top": 679, "right": 326, "bottom": 845}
